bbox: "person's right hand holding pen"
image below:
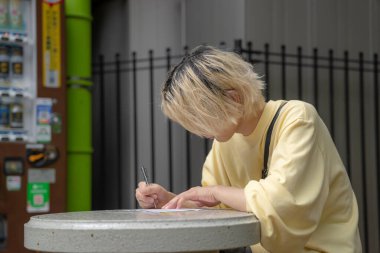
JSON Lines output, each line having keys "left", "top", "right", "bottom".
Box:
{"left": 136, "top": 166, "right": 207, "bottom": 209}
{"left": 136, "top": 166, "right": 175, "bottom": 209}
{"left": 135, "top": 181, "right": 176, "bottom": 209}
{"left": 139, "top": 166, "right": 158, "bottom": 208}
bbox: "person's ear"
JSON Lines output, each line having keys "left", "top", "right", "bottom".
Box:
{"left": 225, "top": 89, "right": 241, "bottom": 104}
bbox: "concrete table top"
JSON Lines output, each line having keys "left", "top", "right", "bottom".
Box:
{"left": 24, "top": 208, "right": 260, "bottom": 253}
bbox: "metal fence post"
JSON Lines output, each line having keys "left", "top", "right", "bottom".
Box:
{"left": 234, "top": 39, "right": 242, "bottom": 55}
{"left": 281, "top": 45, "right": 286, "bottom": 99}
{"left": 166, "top": 48, "right": 173, "bottom": 192}
{"left": 115, "top": 53, "right": 122, "bottom": 208}
{"left": 344, "top": 51, "right": 351, "bottom": 178}
{"left": 132, "top": 51, "right": 138, "bottom": 208}
{"left": 328, "top": 49, "right": 335, "bottom": 139}
{"left": 313, "top": 48, "right": 319, "bottom": 110}
{"left": 297, "top": 46, "right": 303, "bottom": 100}
{"left": 359, "top": 52, "right": 369, "bottom": 252}
{"left": 264, "top": 43, "right": 270, "bottom": 100}
{"left": 374, "top": 53, "right": 380, "bottom": 240}
{"left": 98, "top": 54, "right": 106, "bottom": 209}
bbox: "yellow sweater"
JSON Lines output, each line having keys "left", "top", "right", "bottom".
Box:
{"left": 201, "top": 100, "right": 362, "bottom": 253}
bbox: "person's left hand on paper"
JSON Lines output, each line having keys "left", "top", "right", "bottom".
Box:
{"left": 162, "top": 186, "right": 221, "bottom": 209}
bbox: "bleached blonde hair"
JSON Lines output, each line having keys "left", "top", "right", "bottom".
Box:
{"left": 161, "top": 45, "right": 265, "bottom": 137}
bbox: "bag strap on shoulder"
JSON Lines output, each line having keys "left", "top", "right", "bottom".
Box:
{"left": 262, "top": 101, "right": 287, "bottom": 179}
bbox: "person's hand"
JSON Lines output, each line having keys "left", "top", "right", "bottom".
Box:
{"left": 162, "top": 186, "right": 221, "bottom": 209}
{"left": 135, "top": 182, "right": 176, "bottom": 209}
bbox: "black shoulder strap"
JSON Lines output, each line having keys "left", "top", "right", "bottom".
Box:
{"left": 262, "top": 102, "right": 287, "bottom": 179}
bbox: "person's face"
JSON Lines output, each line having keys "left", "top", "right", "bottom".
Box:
{"left": 204, "top": 121, "right": 238, "bottom": 142}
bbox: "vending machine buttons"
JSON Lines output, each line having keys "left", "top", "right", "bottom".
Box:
{"left": 3, "top": 157, "right": 23, "bottom": 175}
{"left": 0, "top": 130, "right": 9, "bottom": 141}
{"left": 12, "top": 130, "right": 26, "bottom": 141}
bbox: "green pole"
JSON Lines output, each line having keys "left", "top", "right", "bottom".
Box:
{"left": 65, "top": 0, "right": 93, "bottom": 211}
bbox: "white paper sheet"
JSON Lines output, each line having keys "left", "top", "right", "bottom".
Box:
{"left": 141, "top": 208, "right": 202, "bottom": 214}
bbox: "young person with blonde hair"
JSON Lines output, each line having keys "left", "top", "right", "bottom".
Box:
{"left": 135, "top": 45, "right": 362, "bottom": 253}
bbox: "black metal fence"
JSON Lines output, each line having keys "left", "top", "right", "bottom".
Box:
{"left": 92, "top": 40, "right": 379, "bottom": 253}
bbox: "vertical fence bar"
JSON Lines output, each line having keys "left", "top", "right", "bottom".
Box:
{"left": 344, "top": 51, "right": 351, "bottom": 178}
{"left": 115, "top": 53, "right": 122, "bottom": 208}
{"left": 297, "top": 46, "right": 302, "bottom": 100}
{"left": 374, "top": 53, "right": 380, "bottom": 238}
{"left": 264, "top": 43, "right": 270, "bottom": 100}
{"left": 98, "top": 54, "right": 106, "bottom": 209}
{"left": 183, "top": 46, "right": 191, "bottom": 188}
{"left": 247, "top": 42, "right": 253, "bottom": 65}
{"left": 166, "top": 48, "right": 173, "bottom": 192}
{"left": 234, "top": 39, "right": 242, "bottom": 55}
{"left": 313, "top": 48, "right": 319, "bottom": 110}
{"left": 132, "top": 52, "right": 138, "bottom": 208}
{"left": 328, "top": 49, "right": 335, "bottom": 139}
{"left": 359, "top": 52, "right": 369, "bottom": 252}
{"left": 149, "top": 50, "right": 155, "bottom": 182}
{"left": 281, "top": 45, "right": 286, "bottom": 99}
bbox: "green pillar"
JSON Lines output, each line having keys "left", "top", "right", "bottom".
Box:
{"left": 65, "top": 0, "right": 92, "bottom": 211}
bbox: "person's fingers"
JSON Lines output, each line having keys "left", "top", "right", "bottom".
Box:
{"left": 136, "top": 190, "right": 155, "bottom": 203}
{"left": 136, "top": 198, "right": 154, "bottom": 208}
{"left": 136, "top": 194, "right": 153, "bottom": 208}
{"left": 138, "top": 199, "right": 153, "bottom": 208}
{"left": 162, "top": 196, "right": 179, "bottom": 209}
{"left": 138, "top": 183, "right": 163, "bottom": 195}
{"left": 138, "top": 181, "right": 147, "bottom": 188}
{"left": 184, "top": 187, "right": 218, "bottom": 206}
{"left": 178, "top": 188, "right": 197, "bottom": 201}
{"left": 176, "top": 197, "right": 186, "bottom": 208}
{"left": 163, "top": 187, "right": 217, "bottom": 209}
{"left": 139, "top": 201, "right": 154, "bottom": 209}
{"left": 163, "top": 189, "right": 193, "bottom": 209}
{"left": 175, "top": 190, "right": 200, "bottom": 208}
{"left": 136, "top": 189, "right": 155, "bottom": 205}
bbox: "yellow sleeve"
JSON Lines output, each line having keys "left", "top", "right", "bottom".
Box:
{"left": 244, "top": 105, "right": 329, "bottom": 252}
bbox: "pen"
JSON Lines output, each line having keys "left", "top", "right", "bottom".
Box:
{"left": 140, "top": 166, "right": 157, "bottom": 208}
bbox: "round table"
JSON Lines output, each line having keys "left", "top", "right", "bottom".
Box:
{"left": 24, "top": 209, "right": 260, "bottom": 253}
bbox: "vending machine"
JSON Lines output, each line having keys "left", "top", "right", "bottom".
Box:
{"left": 0, "top": 0, "right": 66, "bottom": 252}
